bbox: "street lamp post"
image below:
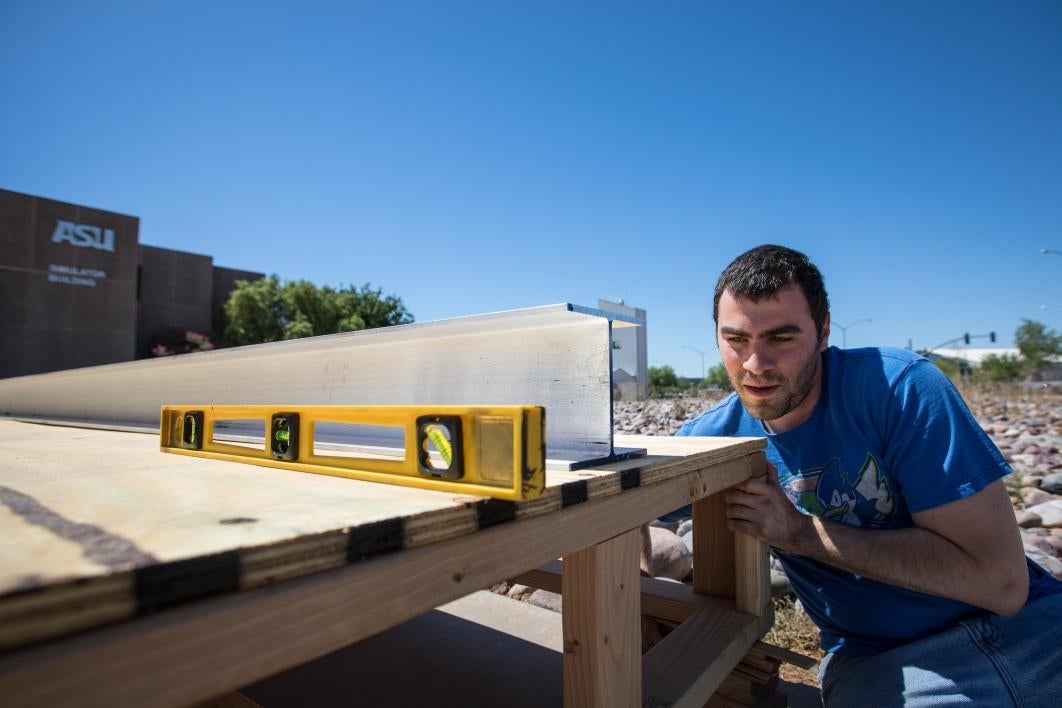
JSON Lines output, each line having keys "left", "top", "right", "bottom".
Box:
{"left": 834, "top": 318, "right": 873, "bottom": 349}
{"left": 683, "top": 346, "right": 707, "bottom": 379}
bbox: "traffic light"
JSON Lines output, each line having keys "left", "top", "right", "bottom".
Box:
{"left": 963, "top": 333, "right": 970, "bottom": 345}
{"left": 990, "top": 331, "right": 996, "bottom": 343}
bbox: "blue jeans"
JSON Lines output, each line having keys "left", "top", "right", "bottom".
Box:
{"left": 818, "top": 593, "right": 1062, "bottom": 707}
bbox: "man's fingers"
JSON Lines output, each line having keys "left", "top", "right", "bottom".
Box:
{"left": 725, "top": 488, "right": 761, "bottom": 508}
{"left": 730, "top": 477, "right": 772, "bottom": 497}
{"left": 726, "top": 518, "right": 766, "bottom": 540}
{"left": 726, "top": 498, "right": 760, "bottom": 520}
{"left": 726, "top": 518, "right": 755, "bottom": 535}
{"left": 766, "top": 461, "right": 779, "bottom": 485}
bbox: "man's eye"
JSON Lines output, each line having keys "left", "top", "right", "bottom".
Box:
{"left": 771, "top": 337, "right": 793, "bottom": 344}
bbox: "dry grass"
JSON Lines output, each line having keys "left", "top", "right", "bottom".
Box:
{"left": 764, "top": 596, "right": 824, "bottom": 686}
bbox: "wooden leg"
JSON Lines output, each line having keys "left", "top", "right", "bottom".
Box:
{"left": 694, "top": 454, "right": 771, "bottom": 618}
{"left": 735, "top": 455, "right": 771, "bottom": 618}
{"left": 692, "top": 491, "right": 735, "bottom": 599}
{"left": 562, "top": 527, "right": 641, "bottom": 708}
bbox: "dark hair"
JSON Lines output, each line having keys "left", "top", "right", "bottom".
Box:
{"left": 713, "top": 245, "right": 830, "bottom": 335}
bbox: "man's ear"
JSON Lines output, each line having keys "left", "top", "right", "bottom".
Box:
{"left": 820, "top": 314, "right": 831, "bottom": 351}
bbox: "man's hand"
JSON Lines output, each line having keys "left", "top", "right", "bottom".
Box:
{"left": 724, "top": 462, "right": 809, "bottom": 550}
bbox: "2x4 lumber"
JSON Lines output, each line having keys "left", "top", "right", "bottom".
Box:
{"left": 513, "top": 561, "right": 738, "bottom": 625}
{"left": 734, "top": 455, "right": 771, "bottom": 617}
{"left": 525, "top": 535, "right": 774, "bottom": 707}
{"left": 735, "top": 530, "right": 770, "bottom": 616}
{"left": 692, "top": 458, "right": 770, "bottom": 617}
{"left": 642, "top": 604, "right": 762, "bottom": 708}
{"left": 0, "top": 454, "right": 759, "bottom": 708}
{"left": 692, "top": 491, "right": 734, "bottom": 599}
{"left": 751, "top": 640, "right": 817, "bottom": 670}
{"left": 562, "top": 528, "right": 641, "bottom": 708}
{"left": 737, "top": 651, "right": 780, "bottom": 677}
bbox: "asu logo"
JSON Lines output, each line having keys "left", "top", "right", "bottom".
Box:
{"left": 51, "top": 220, "right": 116, "bottom": 252}
{"left": 780, "top": 454, "right": 896, "bottom": 529}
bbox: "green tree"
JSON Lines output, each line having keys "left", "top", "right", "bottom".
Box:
{"left": 223, "top": 275, "right": 413, "bottom": 346}
{"left": 703, "top": 362, "right": 734, "bottom": 392}
{"left": 338, "top": 283, "right": 413, "bottom": 329}
{"left": 978, "top": 353, "right": 1024, "bottom": 382}
{"left": 1014, "top": 319, "right": 1061, "bottom": 372}
{"left": 648, "top": 365, "right": 679, "bottom": 395}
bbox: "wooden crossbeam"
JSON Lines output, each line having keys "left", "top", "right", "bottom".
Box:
{"left": 642, "top": 603, "right": 762, "bottom": 708}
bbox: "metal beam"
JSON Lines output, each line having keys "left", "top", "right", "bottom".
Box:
{"left": 0, "top": 304, "right": 644, "bottom": 468}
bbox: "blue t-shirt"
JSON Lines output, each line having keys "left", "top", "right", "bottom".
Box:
{"left": 678, "top": 346, "right": 1062, "bottom": 655}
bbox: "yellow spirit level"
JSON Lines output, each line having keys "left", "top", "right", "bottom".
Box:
{"left": 160, "top": 405, "right": 546, "bottom": 501}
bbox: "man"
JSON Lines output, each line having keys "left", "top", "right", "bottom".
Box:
{"left": 676, "top": 245, "right": 1062, "bottom": 707}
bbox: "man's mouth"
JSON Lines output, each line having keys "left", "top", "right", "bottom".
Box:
{"left": 742, "top": 382, "right": 781, "bottom": 397}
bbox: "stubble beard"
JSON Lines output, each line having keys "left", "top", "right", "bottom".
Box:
{"left": 731, "top": 348, "right": 821, "bottom": 424}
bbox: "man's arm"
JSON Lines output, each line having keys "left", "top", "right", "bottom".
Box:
{"left": 725, "top": 464, "right": 1029, "bottom": 616}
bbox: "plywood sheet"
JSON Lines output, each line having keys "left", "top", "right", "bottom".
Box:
{"left": 0, "top": 419, "right": 763, "bottom": 650}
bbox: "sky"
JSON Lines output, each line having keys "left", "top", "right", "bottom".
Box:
{"left": 2, "top": 1, "right": 1060, "bottom": 377}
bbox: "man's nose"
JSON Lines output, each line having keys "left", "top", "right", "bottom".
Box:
{"left": 743, "top": 343, "right": 773, "bottom": 375}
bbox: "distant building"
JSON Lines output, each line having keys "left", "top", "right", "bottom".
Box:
{"left": 598, "top": 298, "right": 647, "bottom": 400}
{"left": 922, "top": 347, "right": 1062, "bottom": 383}
{"left": 612, "top": 367, "right": 640, "bottom": 402}
{"left": 925, "top": 347, "right": 1020, "bottom": 365}
{"left": 0, "top": 188, "right": 263, "bottom": 378}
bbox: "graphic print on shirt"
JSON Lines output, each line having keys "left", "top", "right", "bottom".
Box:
{"left": 780, "top": 453, "right": 895, "bottom": 528}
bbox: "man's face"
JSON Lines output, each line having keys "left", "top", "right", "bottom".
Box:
{"left": 716, "top": 283, "right": 829, "bottom": 432}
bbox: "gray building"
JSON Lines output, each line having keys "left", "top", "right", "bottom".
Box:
{"left": 0, "top": 189, "right": 262, "bottom": 378}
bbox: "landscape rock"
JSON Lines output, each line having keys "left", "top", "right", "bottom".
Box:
{"left": 1027, "top": 548, "right": 1062, "bottom": 578}
{"left": 1044, "top": 534, "right": 1062, "bottom": 556}
{"left": 1016, "top": 509, "right": 1043, "bottom": 528}
{"left": 506, "top": 583, "right": 535, "bottom": 602}
{"left": 1021, "top": 488, "right": 1057, "bottom": 506}
{"left": 1022, "top": 530, "right": 1057, "bottom": 555}
{"left": 1025, "top": 500, "right": 1062, "bottom": 528}
{"left": 644, "top": 526, "right": 693, "bottom": 581}
{"left": 651, "top": 518, "right": 680, "bottom": 534}
{"left": 528, "top": 589, "right": 562, "bottom": 612}
{"left": 1041, "top": 473, "right": 1062, "bottom": 495}
{"left": 1010, "top": 453, "right": 1039, "bottom": 468}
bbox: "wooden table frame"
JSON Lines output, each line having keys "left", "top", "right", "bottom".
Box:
{"left": 0, "top": 439, "right": 770, "bottom": 708}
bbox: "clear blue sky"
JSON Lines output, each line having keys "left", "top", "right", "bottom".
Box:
{"left": 3, "top": 1, "right": 1060, "bottom": 377}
